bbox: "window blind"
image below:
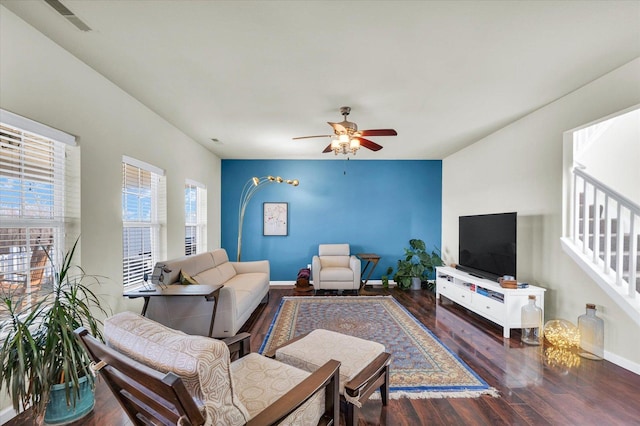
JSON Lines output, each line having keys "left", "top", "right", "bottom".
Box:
{"left": 122, "top": 157, "right": 165, "bottom": 287}
{"left": 0, "top": 113, "right": 79, "bottom": 315}
{"left": 196, "top": 186, "right": 207, "bottom": 254}
{"left": 185, "top": 180, "right": 207, "bottom": 255}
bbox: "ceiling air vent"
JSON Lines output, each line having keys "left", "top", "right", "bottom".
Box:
{"left": 44, "top": 0, "right": 92, "bottom": 32}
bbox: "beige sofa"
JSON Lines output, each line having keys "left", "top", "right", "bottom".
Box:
{"left": 145, "top": 248, "right": 269, "bottom": 338}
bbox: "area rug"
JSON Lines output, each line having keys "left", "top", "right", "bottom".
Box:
{"left": 259, "top": 296, "right": 498, "bottom": 399}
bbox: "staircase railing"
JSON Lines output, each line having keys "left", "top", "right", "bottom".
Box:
{"left": 572, "top": 167, "right": 639, "bottom": 299}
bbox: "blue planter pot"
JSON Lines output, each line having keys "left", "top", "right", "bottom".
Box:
{"left": 44, "top": 376, "right": 94, "bottom": 425}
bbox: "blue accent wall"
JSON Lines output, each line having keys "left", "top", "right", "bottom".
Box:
{"left": 221, "top": 160, "right": 442, "bottom": 281}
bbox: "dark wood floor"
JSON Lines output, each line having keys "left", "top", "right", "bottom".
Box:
{"left": 7, "top": 287, "right": 640, "bottom": 425}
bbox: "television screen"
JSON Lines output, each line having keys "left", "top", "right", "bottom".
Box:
{"left": 457, "top": 212, "right": 517, "bottom": 281}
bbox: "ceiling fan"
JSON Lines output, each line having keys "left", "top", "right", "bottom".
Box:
{"left": 293, "top": 106, "right": 397, "bottom": 155}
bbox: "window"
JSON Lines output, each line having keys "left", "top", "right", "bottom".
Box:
{"left": 185, "top": 180, "right": 207, "bottom": 255}
{"left": 0, "top": 110, "right": 79, "bottom": 313}
{"left": 122, "top": 156, "right": 165, "bottom": 288}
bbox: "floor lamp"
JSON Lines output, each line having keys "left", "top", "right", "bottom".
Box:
{"left": 237, "top": 175, "right": 299, "bottom": 261}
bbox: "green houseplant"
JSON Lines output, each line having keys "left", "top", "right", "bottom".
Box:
{"left": 392, "top": 239, "right": 443, "bottom": 290}
{"left": 381, "top": 266, "right": 394, "bottom": 289}
{"left": 0, "top": 237, "right": 107, "bottom": 424}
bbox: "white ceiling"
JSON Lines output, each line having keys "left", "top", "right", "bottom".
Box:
{"left": 2, "top": 0, "right": 639, "bottom": 159}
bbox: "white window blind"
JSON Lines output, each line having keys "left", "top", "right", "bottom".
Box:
{"left": 122, "top": 157, "right": 165, "bottom": 288}
{"left": 0, "top": 111, "right": 79, "bottom": 315}
{"left": 185, "top": 179, "right": 207, "bottom": 255}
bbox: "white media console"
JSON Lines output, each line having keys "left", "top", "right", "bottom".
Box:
{"left": 435, "top": 266, "right": 546, "bottom": 338}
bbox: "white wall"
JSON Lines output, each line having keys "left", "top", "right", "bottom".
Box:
{"left": 0, "top": 6, "right": 221, "bottom": 415}
{"left": 442, "top": 58, "right": 640, "bottom": 369}
{"left": 576, "top": 108, "right": 640, "bottom": 205}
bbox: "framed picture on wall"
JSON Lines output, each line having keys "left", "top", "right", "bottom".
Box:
{"left": 263, "top": 202, "right": 288, "bottom": 236}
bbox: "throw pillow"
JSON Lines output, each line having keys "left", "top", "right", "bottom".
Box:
{"left": 180, "top": 270, "right": 198, "bottom": 285}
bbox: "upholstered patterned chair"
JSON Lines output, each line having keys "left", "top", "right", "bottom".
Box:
{"left": 78, "top": 311, "right": 340, "bottom": 425}
{"left": 312, "top": 243, "right": 361, "bottom": 291}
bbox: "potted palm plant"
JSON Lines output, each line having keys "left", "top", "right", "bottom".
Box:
{"left": 0, "top": 237, "right": 108, "bottom": 425}
{"left": 392, "top": 239, "right": 443, "bottom": 290}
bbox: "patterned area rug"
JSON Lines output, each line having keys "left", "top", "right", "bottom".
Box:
{"left": 259, "top": 296, "right": 498, "bottom": 399}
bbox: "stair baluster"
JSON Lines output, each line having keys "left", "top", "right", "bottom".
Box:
{"left": 570, "top": 168, "right": 639, "bottom": 301}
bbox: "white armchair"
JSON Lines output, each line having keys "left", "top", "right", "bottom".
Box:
{"left": 312, "top": 244, "right": 361, "bottom": 291}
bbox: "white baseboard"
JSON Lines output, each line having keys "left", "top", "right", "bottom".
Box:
{"left": 269, "top": 280, "right": 393, "bottom": 287}
{"left": 605, "top": 350, "right": 640, "bottom": 375}
{"left": 269, "top": 281, "right": 296, "bottom": 287}
{"left": 0, "top": 406, "right": 17, "bottom": 424}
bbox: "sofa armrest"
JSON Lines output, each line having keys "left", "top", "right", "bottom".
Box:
{"left": 223, "top": 332, "right": 251, "bottom": 359}
{"left": 344, "top": 351, "right": 391, "bottom": 397}
{"left": 262, "top": 332, "right": 310, "bottom": 359}
{"left": 230, "top": 260, "right": 270, "bottom": 275}
{"left": 246, "top": 359, "right": 340, "bottom": 426}
{"left": 350, "top": 255, "right": 361, "bottom": 286}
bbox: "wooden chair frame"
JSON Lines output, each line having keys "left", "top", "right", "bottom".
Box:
{"left": 75, "top": 328, "right": 340, "bottom": 426}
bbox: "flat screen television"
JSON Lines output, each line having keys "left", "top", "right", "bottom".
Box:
{"left": 457, "top": 212, "right": 517, "bottom": 282}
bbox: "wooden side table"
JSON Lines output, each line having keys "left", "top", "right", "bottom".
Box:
{"left": 356, "top": 253, "right": 380, "bottom": 289}
{"left": 124, "top": 284, "right": 223, "bottom": 337}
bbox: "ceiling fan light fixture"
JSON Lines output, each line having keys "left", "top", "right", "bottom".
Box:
{"left": 294, "top": 106, "right": 395, "bottom": 155}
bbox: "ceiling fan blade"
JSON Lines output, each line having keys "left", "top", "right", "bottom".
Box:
{"left": 322, "top": 143, "right": 333, "bottom": 153}
{"left": 360, "top": 129, "right": 397, "bottom": 137}
{"left": 293, "top": 135, "right": 332, "bottom": 140}
{"left": 356, "top": 137, "right": 383, "bottom": 151}
{"left": 328, "top": 122, "right": 347, "bottom": 133}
